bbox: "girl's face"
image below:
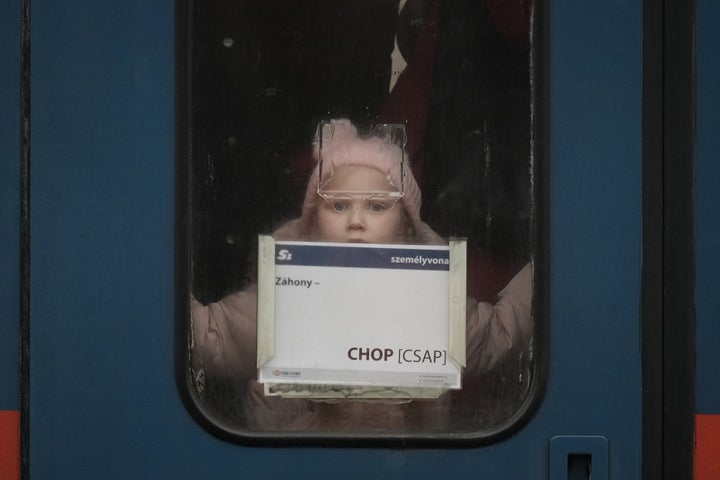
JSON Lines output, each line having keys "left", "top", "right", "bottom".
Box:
{"left": 312, "top": 165, "right": 409, "bottom": 244}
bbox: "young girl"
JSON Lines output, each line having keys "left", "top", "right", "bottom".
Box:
{"left": 191, "top": 119, "right": 532, "bottom": 432}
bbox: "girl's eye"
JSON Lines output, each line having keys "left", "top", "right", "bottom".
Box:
{"left": 368, "top": 202, "right": 387, "bottom": 213}
{"left": 331, "top": 201, "right": 349, "bottom": 212}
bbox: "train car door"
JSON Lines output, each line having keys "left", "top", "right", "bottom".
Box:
{"left": 0, "top": 0, "right": 711, "bottom": 478}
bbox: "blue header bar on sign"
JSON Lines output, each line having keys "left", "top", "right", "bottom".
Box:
{"left": 275, "top": 243, "right": 450, "bottom": 271}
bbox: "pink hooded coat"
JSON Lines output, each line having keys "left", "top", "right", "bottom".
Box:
{"left": 190, "top": 120, "right": 533, "bottom": 431}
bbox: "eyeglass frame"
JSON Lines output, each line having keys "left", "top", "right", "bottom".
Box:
{"left": 316, "top": 191, "right": 403, "bottom": 215}
{"left": 316, "top": 121, "right": 408, "bottom": 199}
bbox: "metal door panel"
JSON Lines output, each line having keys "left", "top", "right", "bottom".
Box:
{"left": 26, "top": 0, "right": 643, "bottom": 477}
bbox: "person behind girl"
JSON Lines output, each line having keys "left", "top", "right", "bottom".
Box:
{"left": 191, "top": 119, "right": 533, "bottom": 432}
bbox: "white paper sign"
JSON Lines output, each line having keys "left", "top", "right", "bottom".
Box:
{"left": 257, "top": 238, "right": 466, "bottom": 395}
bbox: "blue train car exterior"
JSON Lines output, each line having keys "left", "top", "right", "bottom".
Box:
{"left": 1, "top": 0, "right": 717, "bottom": 478}
{"left": 1, "top": 1, "right": 23, "bottom": 478}
{"left": 695, "top": 0, "right": 720, "bottom": 477}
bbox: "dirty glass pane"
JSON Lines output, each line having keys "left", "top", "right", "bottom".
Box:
{"left": 180, "top": 0, "right": 543, "bottom": 442}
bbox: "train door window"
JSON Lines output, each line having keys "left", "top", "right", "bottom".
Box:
{"left": 177, "top": 0, "right": 546, "bottom": 445}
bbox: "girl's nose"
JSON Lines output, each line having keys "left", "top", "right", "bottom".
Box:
{"left": 346, "top": 209, "right": 366, "bottom": 231}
